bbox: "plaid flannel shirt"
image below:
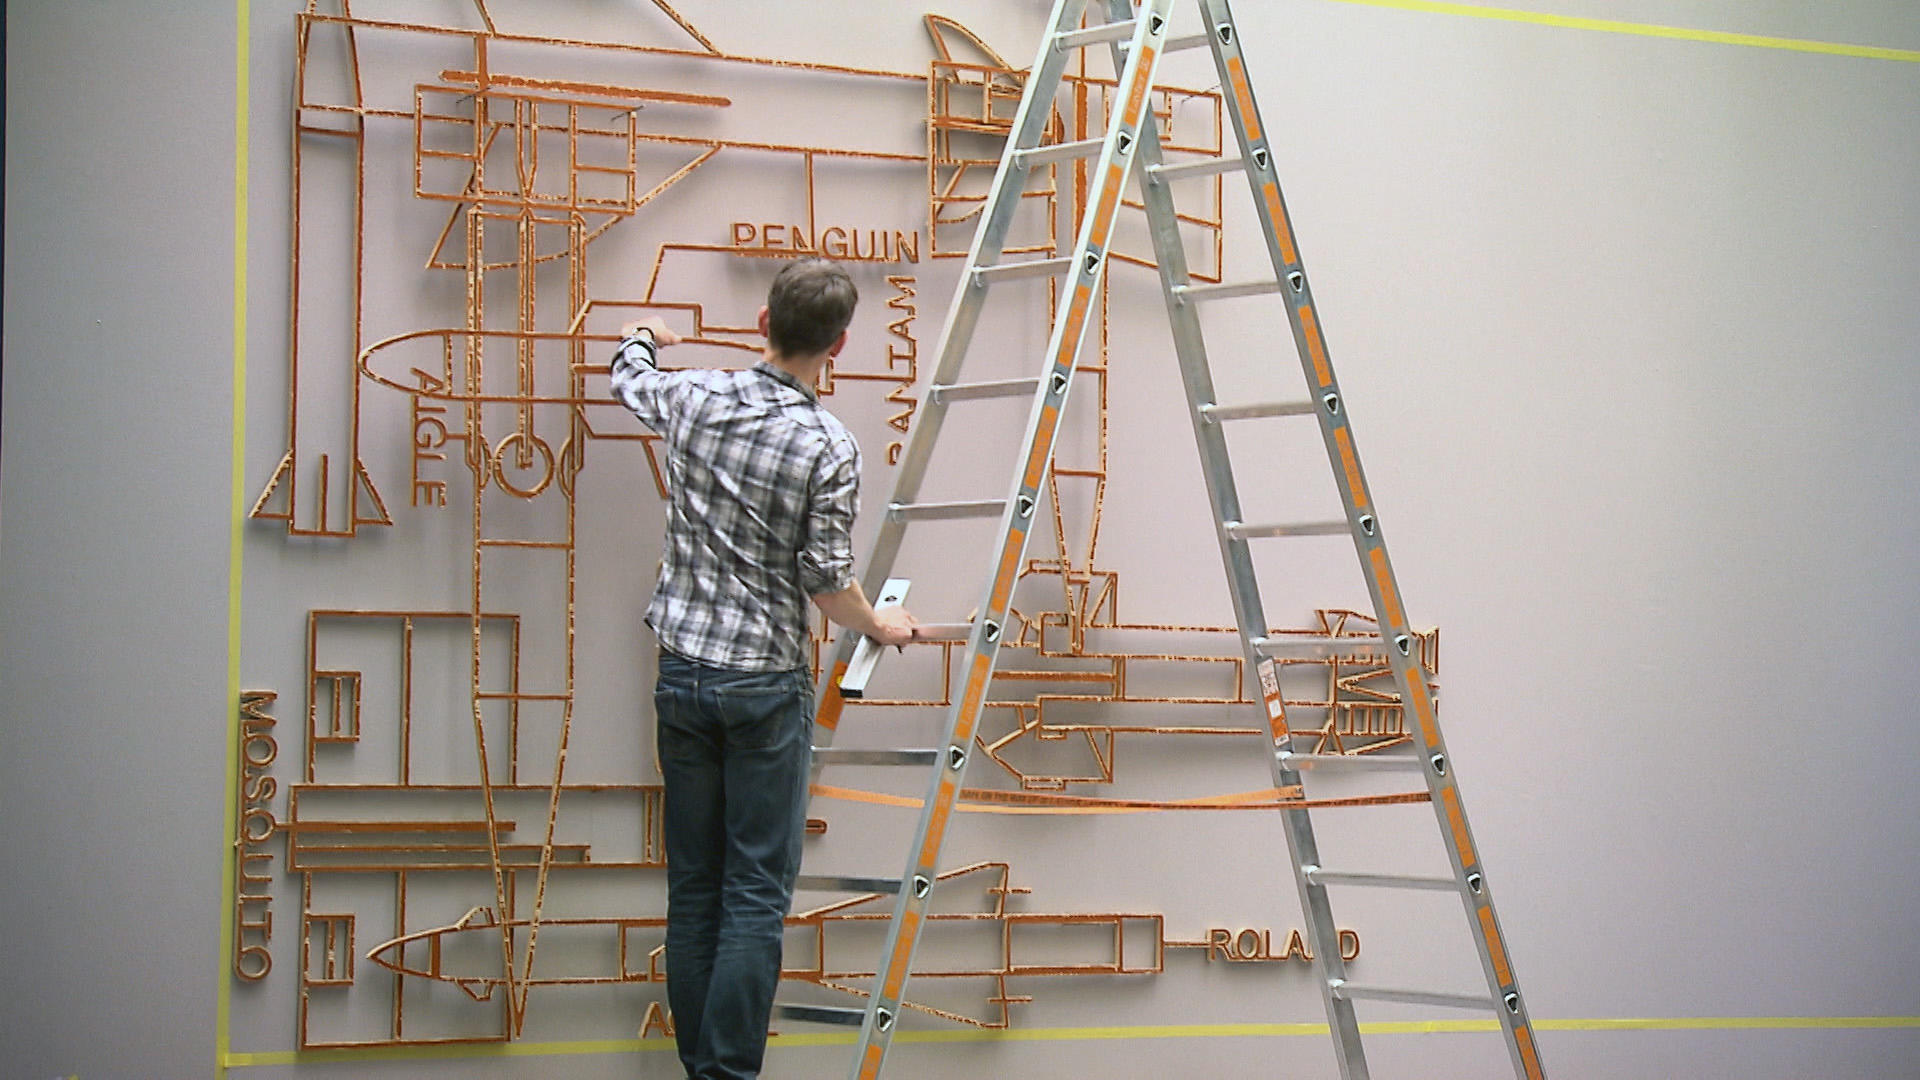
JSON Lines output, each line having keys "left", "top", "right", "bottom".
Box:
{"left": 610, "top": 332, "right": 860, "bottom": 671}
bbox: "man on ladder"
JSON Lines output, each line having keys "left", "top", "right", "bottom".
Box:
{"left": 612, "top": 258, "right": 918, "bottom": 1080}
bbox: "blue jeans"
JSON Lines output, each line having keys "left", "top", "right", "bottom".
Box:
{"left": 654, "top": 648, "right": 813, "bottom": 1080}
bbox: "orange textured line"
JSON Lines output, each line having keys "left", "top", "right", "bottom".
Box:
{"left": 988, "top": 542, "right": 1024, "bottom": 617}
{"left": 1443, "top": 787, "right": 1476, "bottom": 865}
{"left": 1405, "top": 676, "right": 1440, "bottom": 748}
{"left": 1334, "top": 427, "right": 1367, "bottom": 511}
{"left": 1056, "top": 281, "right": 1093, "bottom": 368}
{"left": 1516, "top": 1025, "right": 1545, "bottom": 1079}
{"left": 1480, "top": 905, "right": 1512, "bottom": 986}
{"left": 957, "top": 652, "right": 992, "bottom": 718}
{"left": 1369, "top": 548, "right": 1404, "bottom": 627}
{"left": 916, "top": 778, "right": 956, "bottom": 866}
{"left": 1090, "top": 164, "right": 1124, "bottom": 245}
{"left": 1262, "top": 183, "right": 1298, "bottom": 266}
{"left": 1122, "top": 45, "right": 1157, "bottom": 127}
{"left": 1023, "top": 405, "right": 1061, "bottom": 490}
{"left": 1227, "top": 57, "right": 1261, "bottom": 143}
{"left": 881, "top": 908, "right": 921, "bottom": 1000}
{"left": 959, "top": 652, "right": 992, "bottom": 711}
{"left": 1300, "top": 306, "right": 1331, "bottom": 387}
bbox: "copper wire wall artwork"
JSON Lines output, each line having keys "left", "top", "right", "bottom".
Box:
{"left": 235, "top": 0, "right": 1424, "bottom": 1056}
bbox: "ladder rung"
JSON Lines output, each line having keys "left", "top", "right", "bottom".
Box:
{"left": 1329, "top": 981, "right": 1497, "bottom": 1012}
{"left": 1304, "top": 867, "right": 1458, "bottom": 892}
{"left": 888, "top": 499, "right": 1006, "bottom": 522}
{"left": 1015, "top": 138, "right": 1106, "bottom": 167}
{"left": 974, "top": 257, "right": 1073, "bottom": 285}
{"left": 1148, "top": 156, "right": 1247, "bottom": 182}
{"left": 812, "top": 748, "right": 940, "bottom": 767}
{"left": 1252, "top": 635, "right": 1395, "bottom": 656}
{"left": 1174, "top": 279, "right": 1283, "bottom": 303}
{"left": 1276, "top": 750, "right": 1423, "bottom": 773}
{"left": 1200, "top": 399, "right": 1315, "bottom": 422}
{"left": 794, "top": 874, "right": 903, "bottom": 895}
{"left": 774, "top": 1003, "right": 867, "bottom": 1027}
{"left": 1226, "top": 520, "right": 1348, "bottom": 540}
{"left": 1054, "top": 20, "right": 1138, "bottom": 50}
{"left": 929, "top": 377, "right": 1040, "bottom": 404}
{"left": 910, "top": 622, "right": 974, "bottom": 642}
{"left": 1120, "top": 31, "right": 1210, "bottom": 54}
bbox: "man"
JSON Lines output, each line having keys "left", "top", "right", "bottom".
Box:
{"left": 611, "top": 258, "right": 916, "bottom": 1080}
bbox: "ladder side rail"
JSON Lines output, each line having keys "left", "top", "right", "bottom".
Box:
{"left": 1122, "top": 24, "right": 1369, "bottom": 1078}
{"left": 1196, "top": 2, "right": 1545, "bottom": 1076}
{"left": 843, "top": 6, "right": 1177, "bottom": 1076}
{"left": 811, "top": 0, "right": 1096, "bottom": 740}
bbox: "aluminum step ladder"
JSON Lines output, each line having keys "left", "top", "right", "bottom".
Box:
{"left": 778, "top": 3, "right": 1545, "bottom": 1078}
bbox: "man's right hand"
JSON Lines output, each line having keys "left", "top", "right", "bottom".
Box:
{"left": 869, "top": 605, "right": 917, "bottom": 648}
{"left": 811, "top": 582, "right": 918, "bottom": 649}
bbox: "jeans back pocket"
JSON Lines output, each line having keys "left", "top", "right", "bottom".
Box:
{"left": 711, "top": 672, "right": 807, "bottom": 751}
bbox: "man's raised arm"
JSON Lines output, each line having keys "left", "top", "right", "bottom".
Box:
{"left": 609, "top": 316, "right": 683, "bottom": 428}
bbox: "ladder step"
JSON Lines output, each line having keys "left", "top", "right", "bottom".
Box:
{"left": 794, "top": 874, "right": 903, "bottom": 895}
{"left": 1148, "top": 156, "right": 1247, "bottom": 182}
{"left": 1329, "top": 981, "right": 1497, "bottom": 1012}
{"left": 1252, "top": 635, "right": 1398, "bottom": 657}
{"left": 774, "top": 1003, "right": 867, "bottom": 1027}
{"left": 1174, "top": 278, "right": 1283, "bottom": 303}
{"left": 1124, "top": 31, "right": 1211, "bottom": 54}
{"left": 1015, "top": 137, "right": 1106, "bottom": 167}
{"left": 909, "top": 622, "right": 974, "bottom": 642}
{"left": 928, "top": 377, "right": 1040, "bottom": 404}
{"left": 974, "top": 256, "right": 1074, "bottom": 285}
{"left": 1304, "top": 867, "right": 1458, "bottom": 892}
{"left": 1053, "top": 20, "right": 1138, "bottom": 50}
{"left": 888, "top": 499, "right": 1006, "bottom": 522}
{"left": 1276, "top": 750, "right": 1424, "bottom": 773}
{"left": 1200, "top": 399, "right": 1315, "bottom": 422}
{"left": 812, "top": 748, "right": 941, "bottom": 767}
{"left": 1226, "top": 520, "right": 1348, "bottom": 540}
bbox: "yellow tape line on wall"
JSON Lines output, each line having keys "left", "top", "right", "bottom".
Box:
{"left": 1323, "top": 0, "right": 1920, "bottom": 63}
{"left": 215, "top": 0, "right": 1914, "bottom": 1072}
{"left": 216, "top": 2, "right": 252, "bottom": 1079}
{"left": 221, "top": 1016, "right": 1920, "bottom": 1066}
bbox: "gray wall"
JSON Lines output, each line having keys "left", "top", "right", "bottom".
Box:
{"left": 3, "top": 2, "right": 239, "bottom": 1076}
{"left": 5, "top": 1, "right": 1918, "bottom": 1078}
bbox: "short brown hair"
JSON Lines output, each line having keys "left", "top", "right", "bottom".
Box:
{"left": 766, "top": 258, "right": 857, "bottom": 358}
